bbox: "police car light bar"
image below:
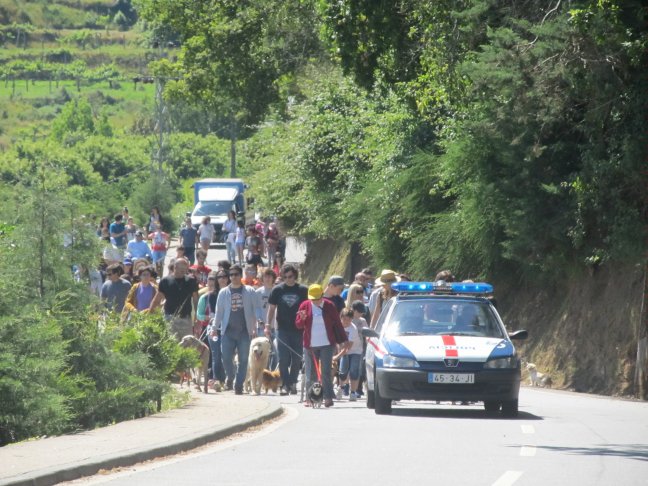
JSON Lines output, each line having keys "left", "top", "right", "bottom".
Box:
{"left": 391, "top": 281, "right": 493, "bottom": 294}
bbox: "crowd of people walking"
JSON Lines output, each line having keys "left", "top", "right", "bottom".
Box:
{"left": 91, "top": 205, "right": 415, "bottom": 407}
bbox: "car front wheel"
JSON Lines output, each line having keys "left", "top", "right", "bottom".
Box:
{"left": 374, "top": 379, "right": 392, "bottom": 415}
{"left": 366, "top": 389, "right": 375, "bottom": 409}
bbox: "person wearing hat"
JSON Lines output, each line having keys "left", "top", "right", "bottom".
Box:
{"left": 126, "top": 230, "right": 152, "bottom": 260}
{"left": 369, "top": 269, "right": 400, "bottom": 329}
{"left": 295, "top": 284, "right": 349, "bottom": 407}
{"left": 324, "top": 275, "right": 346, "bottom": 312}
{"left": 121, "top": 257, "right": 134, "bottom": 283}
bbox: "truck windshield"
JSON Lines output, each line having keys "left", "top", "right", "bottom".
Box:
{"left": 193, "top": 201, "right": 234, "bottom": 217}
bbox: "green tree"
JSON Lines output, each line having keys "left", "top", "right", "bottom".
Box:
{"left": 51, "top": 99, "right": 95, "bottom": 144}
{"left": 137, "top": 0, "right": 323, "bottom": 176}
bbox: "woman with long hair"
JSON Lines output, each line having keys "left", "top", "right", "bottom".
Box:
{"left": 97, "top": 217, "right": 110, "bottom": 242}
{"left": 121, "top": 265, "right": 158, "bottom": 322}
{"left": 198, "top": 216, "right": 215, "bottom": 253}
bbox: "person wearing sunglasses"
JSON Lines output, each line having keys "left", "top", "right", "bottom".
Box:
{"left": 267, "top": 263, "right": 308, "bottom": 396}
{"left": 212, "top": 264, "right": 257, "bottom": 394}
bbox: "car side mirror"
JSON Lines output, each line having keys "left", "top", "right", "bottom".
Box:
{"left": 509, "top": 330, "right": 528, "bottom": 340}
{"left": 361, "top": 328, "right": 379, "bottom": 339}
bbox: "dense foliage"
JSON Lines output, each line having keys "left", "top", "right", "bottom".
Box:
{"left": 245, "top": 0, "right": 646, "bottom": 278}
{"left": 0, "top": 171, "right": 197, "bottom": 445}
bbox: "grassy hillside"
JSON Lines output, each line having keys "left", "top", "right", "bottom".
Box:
{"left": 0, "top": 0, "right": 169, "bottom": 147}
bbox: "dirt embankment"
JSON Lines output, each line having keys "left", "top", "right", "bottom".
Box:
{"left": 301, "top": 239, "right": 645, "bottom": 397}
{"left": 495, "top": 265, "right": 644, "bottom": 396}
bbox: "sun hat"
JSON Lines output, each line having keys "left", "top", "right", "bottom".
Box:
{"left": 308, "top": 284, "right": 324, "bottom": 300}
{"left": 375, "top": 269, "right": 400, "bottom": 286}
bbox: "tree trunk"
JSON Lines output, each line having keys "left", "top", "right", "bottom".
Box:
{"left": 635, "top": 266, "right": 648, "bottom": 399}
{"left": 230, "top": 117, "right": 237, "bottom": 178}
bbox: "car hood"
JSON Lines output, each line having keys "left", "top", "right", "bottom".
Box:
{"left": 383, "top": 335, "right": 512, "bottom": 363}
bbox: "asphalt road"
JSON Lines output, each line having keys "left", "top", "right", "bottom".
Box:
{"left": 66, "top": 387, "right": 647, "bottom": 486}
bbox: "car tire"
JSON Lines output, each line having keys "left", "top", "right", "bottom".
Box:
{"left": 501, "top": 399, "right": 518, "bottom": 417}
{"left": 367, "top": 389, "right": 375, "bottom": 409}
{"left": 483, "top": 401, "right": 501, "bottom": 412}
{"left": 374, "top": 380, "right": 392, "bottom": 415}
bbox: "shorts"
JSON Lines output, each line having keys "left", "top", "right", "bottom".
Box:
{"left": 151, "top": 250, "right": 167, "bottom": 263}
{"left": 165, "top": 315, "right": 193, "bottom": 340}
{"left": 339, "top": 353, "right": 362, "bottom": 381}
{"left": 246, "top": 253, "right": 263, "bottom": 265}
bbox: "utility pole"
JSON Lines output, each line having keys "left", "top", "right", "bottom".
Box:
{"left": 154, "top": 76, "right": 168, "bottom": 177}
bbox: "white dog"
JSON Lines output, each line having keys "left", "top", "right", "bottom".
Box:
{"left": 245, "top": 337, "right": 271, "bottom": 395}
{"left": 526, "top": 363, "right": 552, "bottom": 388}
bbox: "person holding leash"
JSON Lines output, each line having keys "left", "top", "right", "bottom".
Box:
{"left": 267, "top": 263, "right": 308, "bottom": 396}
{"left": 295, "top": 284, "right": 349, "bottom": 407}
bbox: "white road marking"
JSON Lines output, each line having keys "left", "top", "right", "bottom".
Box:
{"left": 521, "top": 425, "right": 535, "bottom": 434}
{"left": 520, "top": 445, "right": 537, "bottom": 457}
{"left": 492, "top": 470, "right": 524, "bottom": 486}
{"left": 64, "top": 406, "right": 299, "bottom": 485}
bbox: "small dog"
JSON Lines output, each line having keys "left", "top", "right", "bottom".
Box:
{"left": 179, "top": 335, "right": 210, "bottom": 393}
{"left": 262, "top": 369, "right": 282, "bottom": 394}
{"left": 245, "top": 337, "right": 271, "bottom": 394}
{"left": 526, "top": 363, "right": 552, "bottom": 388}
{"left": 307, "top": 382, "right": 324, "bottom": 408}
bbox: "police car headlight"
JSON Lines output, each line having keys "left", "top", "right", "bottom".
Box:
{"left": 484, "top": 357, "right": 517, "bottom": 369}
{"left": 383, "top": 355, "right": 419, "bottom": 368}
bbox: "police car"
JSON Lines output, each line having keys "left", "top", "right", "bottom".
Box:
{"left": 362, "top": 281, "right": 527, "bottom": 416}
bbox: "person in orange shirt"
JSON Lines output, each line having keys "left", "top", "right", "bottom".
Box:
{"left": 242, "top": 264, "right": 261, "bottom": 288}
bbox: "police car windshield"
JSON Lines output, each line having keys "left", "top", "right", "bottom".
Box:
{"left": 384, "top": 300, "right": 505, "bottom": 339}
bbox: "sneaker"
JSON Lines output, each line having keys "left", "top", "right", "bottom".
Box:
{"left": 335, "top": 387, "right": 343, "bottom": 400}
{"left": 349, "top": 391, "right": 358, "bottom": 402}
{"left": 280, "top": 386, "right": 290, "bottom": 396}
{"left": 342, "top": 384, "right": 349, "bottom": 397}
{"left": 235, "top": 388, "right": 243, "bottom": 395}
{"left": 225, "top": 380, "right": 233, "bottom": 391}
{"left": 290, "top": 384, "right": 298, "bottom": 395}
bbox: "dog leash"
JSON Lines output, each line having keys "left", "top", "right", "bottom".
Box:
{"left": 275, "top": 335, "right": 304, "bottom": 360}
{"left": 310, "top": 350, "right": 322, "bottom": 382}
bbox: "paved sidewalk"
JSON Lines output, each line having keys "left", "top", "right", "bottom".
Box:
{"left": 0, "top": 389, "right": 283, "bottom": 486}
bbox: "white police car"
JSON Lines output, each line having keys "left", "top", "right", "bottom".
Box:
{"left": 363, "top": 281, "right": 527, "bottom": 416}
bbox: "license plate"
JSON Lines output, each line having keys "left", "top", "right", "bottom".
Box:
{"left": 428, "top": 373, "right": 475, "bottom": 384}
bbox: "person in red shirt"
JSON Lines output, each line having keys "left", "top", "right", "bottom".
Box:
{"left": 296, "top": 284, "right": 349, "bottom": 407}
{"left": 191, "top": 249, "right": 212, "bottom": 287}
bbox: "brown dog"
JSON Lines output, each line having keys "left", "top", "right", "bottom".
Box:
{"left": 262, "top": 369, "right": 282, "bottom": 394}
{"left": 179, "top": 335, "right": 210, "bottom": 393}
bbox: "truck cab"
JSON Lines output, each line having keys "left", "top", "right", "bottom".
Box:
{"left": 191, "top": 178, "right": 249, "bottom": 243}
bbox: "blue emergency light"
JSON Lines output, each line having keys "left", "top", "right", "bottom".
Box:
{"left": 391, "top": 281, "right": 493, "bottom": 294}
